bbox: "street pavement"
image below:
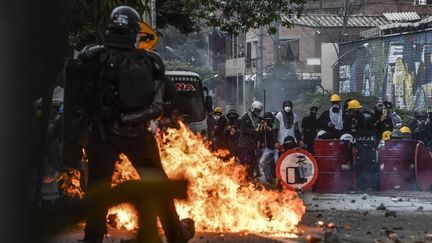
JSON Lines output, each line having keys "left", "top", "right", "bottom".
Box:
{"left": 47, "top": 190, "right": 432, "bottom": 243}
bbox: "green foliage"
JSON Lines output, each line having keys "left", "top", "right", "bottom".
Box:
{"left": 70, "top": 0, "right": 307, "bottom": 50}
{"left": 165, "top": 59, "right": 212, "bottom": 80}
{"left": 183, "top": 0, "right": 306, "bottom": 35}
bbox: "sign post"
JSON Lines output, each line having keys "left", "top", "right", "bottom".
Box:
{"left": 138, "top": 22, "right": 159, "bottom": 51}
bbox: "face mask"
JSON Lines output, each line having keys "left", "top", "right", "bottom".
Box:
{"left": 253, "top": 109, "right": 261, "bottom": 116}
{"left": 213, "top": 115, "right": 221, "bottom": 120}
{"left": 310, "top": 112, "right": 317, "bottom": 117}
{"left": 284, "top": 106, "right": 292, "bottom": 113}
{"left": 376, "top": 104, "right": 384, "bottom": 111}
{"left": 331, "top": 106, "right": 340, "bottom": 113}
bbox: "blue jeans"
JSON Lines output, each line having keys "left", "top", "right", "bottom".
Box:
{"left": 258, "top": 148, "right": 277, "bottom": 183}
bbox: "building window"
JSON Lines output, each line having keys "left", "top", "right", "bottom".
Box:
{"left": 279, "top": 39, "right": 299, "bottom": 63}
{"left": 414, "top": 0, "right": 432, "bottom": 5}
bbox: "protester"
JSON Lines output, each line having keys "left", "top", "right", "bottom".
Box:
{"left": 384, "top": 101, "right": 402, "bottom": 128}
{"left": 345, "top": 100, "right": 367, "bottom": 135}
{"left": 239, "top": 101, "right": 263, "bottom": 179}
{"left": 408, "top": 108, "right": 432, "bottom": 146}
{"left": 210, "top": 107, "right": 227, "bottom": 150}
{"left": 372, "top": 100, "right": 392, "bottom": 142}
{"left": 257, "top": 112, "right": 277, "bottom": 184}
{"left": 222, "top": 109, "right": 241, "bottom": 156}
{"left": 301, "top": 106, "right": 319, "bottom": 153}
{"left": 273, "top": 100, "right": 302, "bottom": 152}
{"left": 318, "top": 94, "right": 345, "bottom": 138}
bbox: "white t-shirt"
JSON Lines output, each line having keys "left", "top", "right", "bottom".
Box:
{"left": 275, "top": 111, "right": 298, "bottom": 144}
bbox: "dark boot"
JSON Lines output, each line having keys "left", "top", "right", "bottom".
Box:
{"left": 83, "top": 233, "right": 104, "bottom": 243}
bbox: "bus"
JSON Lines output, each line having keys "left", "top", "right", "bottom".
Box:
{"left": 165, "top": 71, "right": 212, "bottom": 135}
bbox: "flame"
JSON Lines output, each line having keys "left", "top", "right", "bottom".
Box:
{"left": 107, "top": 154, "right": 141, "bottom": 230}
{"left": 107, "top": 203, "right": 139, "bottom": 231}
{"left": 158, "top": 123, "right": 305, "bottom": 234}
{"left": 64, "top": 122, "right": 305, "bottom": 235}
{"left": 57, "top": 169, "right": 84, "bottom": 199}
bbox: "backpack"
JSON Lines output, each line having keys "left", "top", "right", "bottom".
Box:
{"left": 98, "top": 48, "right": 157, "bottom": 115}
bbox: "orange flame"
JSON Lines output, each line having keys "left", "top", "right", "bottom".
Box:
{"left": 66, "top": 122, "right": 305, "bottom": 234}
{"left": 57, "top": 169, "right": 84, "bottom": 199}
{"left": 158, "top": 123, "right": 305, "bottom": 234}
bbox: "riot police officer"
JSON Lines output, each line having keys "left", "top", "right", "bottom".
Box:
{"left": 66, "top": 6, "right": 193, "bottom": 243}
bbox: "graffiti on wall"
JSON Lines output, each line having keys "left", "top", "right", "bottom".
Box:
{"left": 338, "top": 30, "right": 432, "bottom": 110}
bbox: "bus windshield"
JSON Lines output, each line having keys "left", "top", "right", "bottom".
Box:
{"left": 167, "top": 74, "right": 205, "bottom": 123}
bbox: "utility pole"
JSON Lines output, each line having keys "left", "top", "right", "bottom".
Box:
{"left": 257, "top": 26, "right": 264, "bottom": 90}
{"left": 272, "top": 21, "right": 280, "bottom": 65}
{"left": 340, "top": 0, "right": 350, "bottom": 42}
{"left": 151, "top": 0, "right": 156, "bottom": 29}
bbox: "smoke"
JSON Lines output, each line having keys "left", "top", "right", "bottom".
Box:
{"left": 257, "top": 64, "right": 316, "bottom": 114}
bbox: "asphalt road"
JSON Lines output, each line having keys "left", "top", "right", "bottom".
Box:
{"left": 47, "top": 191, "right": 432, "bottom": 243}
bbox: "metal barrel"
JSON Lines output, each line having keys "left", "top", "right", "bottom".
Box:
{"left": 313, "top": 139, "right": 353, "bottom": 192}
{"left": 379, "top": 140, "right": 417, "bottom": 191}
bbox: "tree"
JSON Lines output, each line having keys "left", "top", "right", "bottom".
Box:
{"left": 182, "top": 0, "right": 306, "bottom": 35}
{"left": 69, "top": 0, "right": 306, "bottom": 50}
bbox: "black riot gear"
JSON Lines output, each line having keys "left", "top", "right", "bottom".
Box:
{"left": 104, "top": 6, "right": 141, "bottom": 49}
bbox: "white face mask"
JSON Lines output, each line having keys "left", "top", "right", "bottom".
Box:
{"left": 284, "top": 106, "right": 292, "bottom": 113}
{"left": 213, "top": 114, "right": 221, "bottom": 120}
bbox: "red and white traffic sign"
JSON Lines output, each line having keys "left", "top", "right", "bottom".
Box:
{"left": 276, "top": 148, "right": 318, "bottom": 191}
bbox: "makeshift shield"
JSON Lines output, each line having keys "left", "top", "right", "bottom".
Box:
{"left": 276, "top": 148, "right": 318, "bottom": 191}
{"left": 415, "top": 143, "right": 432, "bottom": 191}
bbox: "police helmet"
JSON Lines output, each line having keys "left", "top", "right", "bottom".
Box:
{"left": 107, "top": 6, "right": 141, "bottom": 35}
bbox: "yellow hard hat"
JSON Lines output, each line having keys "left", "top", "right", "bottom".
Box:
{"left": 214, "top": 107, "right": 223, "bottom": 114}
{"left": 347, "top": 99, "right": 362, "bottom": 110}
{"left": 330, "top": 94, "right": 342, "bottom": 102}
{"left": 400, "top": 126, "right": 412, "bottom": 134}
{"left": 382, "top": 131, "right": 392, "bottom": 141}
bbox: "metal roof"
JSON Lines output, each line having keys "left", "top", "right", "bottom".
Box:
{"left": 283, "top": 15, "right": 390, "bottom": 28}
{"left": 165, "top": 71, "right": 201, "bottom": 78}
{"left": 383, "top": 12, "right": 420, "bottom": 22}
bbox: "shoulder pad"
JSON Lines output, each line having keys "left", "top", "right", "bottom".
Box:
{"left": 78, "top": 44, "right": 105, "bottom": 60}
{"left": 144, "top": 50, "right": 165, "bottom": 76}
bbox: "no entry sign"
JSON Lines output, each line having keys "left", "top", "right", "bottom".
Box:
{"left": 276, "top": 148, "right": 318, "bottom": 191}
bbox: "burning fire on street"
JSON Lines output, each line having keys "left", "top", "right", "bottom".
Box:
{"left": 108, "top": 123, "right": 305, "bottom": 235}
{"left": 54, "top": 122, "right": 306, "bottom": 236}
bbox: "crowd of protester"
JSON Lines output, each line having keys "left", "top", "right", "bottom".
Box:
{"left": 207, "top": 94, "right": 432, "bottom": 186}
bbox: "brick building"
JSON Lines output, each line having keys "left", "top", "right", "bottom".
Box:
{"left": 207, "top": 0, "right": 432, "bottom": 113}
